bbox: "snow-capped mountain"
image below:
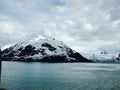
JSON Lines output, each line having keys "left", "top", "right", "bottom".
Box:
{"left": 81, "top": 44, "right": 120, "bottom": 63}
{"left": 99, "top": 46, "right": 120, "bottom": 55}
{"left": 1, "top": 37, "right": 91, "bottom": 62}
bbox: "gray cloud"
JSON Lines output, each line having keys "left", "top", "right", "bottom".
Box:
{"left": 0, "top": 0, "right": 120, "bottom": 53}
{"left": 101, "top": 0, "right": 120, "bottom": 21}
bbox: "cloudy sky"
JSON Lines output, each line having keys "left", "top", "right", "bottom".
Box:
{"left": 0, "top": 0, "right": 120, "bottom": 53}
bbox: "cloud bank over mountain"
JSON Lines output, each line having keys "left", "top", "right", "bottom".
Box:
{"left": 0, "top": 0, "right": 120, "bottom": 53}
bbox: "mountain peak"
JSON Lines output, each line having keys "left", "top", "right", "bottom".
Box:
{"left": 1, "top": 38, "right": 92, "bottom": 62}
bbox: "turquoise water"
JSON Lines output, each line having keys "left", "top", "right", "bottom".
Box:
{"left": 0, "top": 61, "right": 120, "bottom": 90}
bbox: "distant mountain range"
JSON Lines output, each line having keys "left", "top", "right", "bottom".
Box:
{"left": 82, "top": 46, "right": 120, "bottom": 63}
{"left": 1, "top": 37, "right": 92, "bottom": 62}
{"left": 99, "top": 45, "right": 120, "bottom": 54}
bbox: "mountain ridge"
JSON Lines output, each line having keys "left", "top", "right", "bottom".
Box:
{"left": 1, "top": 37, "right": 92, "bottom": 62}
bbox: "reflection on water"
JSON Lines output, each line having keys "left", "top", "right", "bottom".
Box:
{"left": 0, "top": 61, "right": 120, "bottom": 90}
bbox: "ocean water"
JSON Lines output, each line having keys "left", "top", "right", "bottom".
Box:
{"left": 0, "top": 61, "right": 120, "bottom": 90}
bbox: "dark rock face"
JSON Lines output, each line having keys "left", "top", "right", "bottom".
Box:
{"left": 68, "top": 52, "right": 91, "bottom": 62}
{"left": 1, "top": 39, "right": 92, "bottom": 62}
{"left": 19, "top": 45, "right": 38, "bottom": 56}
{"left": 1, "top": 47, "right": 15, "bottom": 60}
{"left": 116, "top": 54, "right": 120, "bottom": 61}
{"left": 41, "top": 43, "right": 56, "bottom": 51}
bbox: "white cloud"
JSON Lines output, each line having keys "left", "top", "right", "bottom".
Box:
{"left": 112, "top": 20, "right": 120, "bottom": 28}
{"left": 0, "top": 14, "right": 26, "bottom": 46}
{"left": 83, "top": 23, "right": 93, "bottom": 31}
{"left": 4, "top": 0, "right": 38, "bottom": 9}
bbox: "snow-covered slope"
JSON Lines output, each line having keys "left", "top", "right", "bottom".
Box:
{"left": 94, "top": 45, "right": 120, "bottom": 62}
{"left": 1, "top": 37, "right": 91, "bottom": 62}
{"left": 89, "top": 54, "right": 118, "bottom": 63}
{"left": 82, "top": 51, "right": 120, "bottom": 63}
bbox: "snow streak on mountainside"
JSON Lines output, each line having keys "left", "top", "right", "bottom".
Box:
{"left": 1, "top": 36, "right": 91, "bottom": 62}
